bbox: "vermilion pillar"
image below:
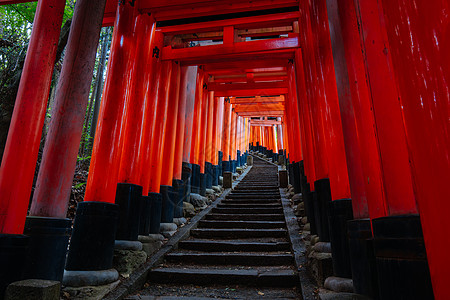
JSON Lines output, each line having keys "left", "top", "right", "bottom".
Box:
{"left": 30, "top": 0, "right": 107, "bottom": 218}
{"left": 311, "top": 0, "right": 350, "bottom": 200}
{"left": 287, "top": 62, "right": 303, "bottom": 162}
{"left": 211, "top": 97, "right": 221, "bottom": 166}
{"left": 354, "top": 0, "right": 417, "bottom": 216}
{"left": 149, "top": 61, "right": 172, "bottom": 192}
{"left": 198, "top": 81, "right": 209, "bottom": 173}
{"left": 205, "top": 91, "right": 215, "bottom": 165}
{"left": 160, "top": 62, "right": 181, "bottom": 186}
{"left": 182, "top": 67, "right": 199, "bottom": 165}
{"left": 189, "top": 70, "right": 205, "bottom": 167}
{"left": 174, "top": 66, "right": 197, "bottom": 180}
{"left": 84, "top": 2, "right": 138, "bottom": 203}
{"left": 230, "top": 109, "right": 237, "bottom": 161}
{"left": 325, "top": 0, "right": 372, "bottom": 219}
{"left": 380, "top": 0, "right": 450, "bottom": 297}
{"left": 0, "top": 0, "right": 66, "bottom": 233}
{"left": 294, "top": 49, "right": 316, "bottom": 184}
{"left": 118, "top": 14, "right": 155, "bottom": 185}
{"left": 138, "top": 24, "right": 161, "bottom": 195}
{"left": 221, "top": 99, "right": 231, "bottom": 162}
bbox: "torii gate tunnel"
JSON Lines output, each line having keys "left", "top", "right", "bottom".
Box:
{"left": 0, "top": 0, "right": 448, "bottom": 299}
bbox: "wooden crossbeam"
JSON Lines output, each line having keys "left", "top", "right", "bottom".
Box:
{"left": 162, "top": 36, "right": 299, "bottom": 62}
{"left": 250, "top": 120, "right": 282, "bottom": 126}
{"left": 237, "top": 110, "right": 284, "bottom": 117}
{"left": 214, "top": 88, "right": 287, "bottom": 97}
{"left": 230, "top": 96, "right": 285, "bottom": 104}
{"left": 159, "top": 12, "right": 299, "bottom": 35}
{"left": 208, "top": 81, "right": 287, "bottom": 92}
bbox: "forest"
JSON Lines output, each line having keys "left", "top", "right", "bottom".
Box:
{"left": 0, "top": 2, "right": 112, "bottom": 217}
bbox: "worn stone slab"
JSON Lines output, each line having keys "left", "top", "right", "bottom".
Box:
{"left": 62, "top": 280, "right": 120, "bottom": 300}
{"left": 113, "top": 250, "right": 147, "bottom": 276}
{"left": 178, "top": 240, "right": 291, "bottom": 252}
{"left": 223, "top": 172, "right": 233, "bottom": 188}
{"left": 5, "top": 279, "right": 60, "bottom": 300}
{"left": 165, "top": 252, "right": 294, "bottom": 266}
{"left": 324, "top": 277, "right": 354, "bottom": 293}
{"left": 115, "top": 240, "right": 143, "bottom": 251}
{"left": 63, "top": 269, "right": 119, "bottom": 287}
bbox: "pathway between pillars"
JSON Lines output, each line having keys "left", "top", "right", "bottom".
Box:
{"left": 126, "top": 156, "right": 302, "bottom": 299}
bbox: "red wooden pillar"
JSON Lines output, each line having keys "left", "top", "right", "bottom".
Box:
{"left": 294, "top": 49, "right": 316, "bottom": 185}
{"left": 198, "top": 81, "right": 209, "bottom": 173}
{"left": 149, "top": 61, "right": 172, "bottom": 192}
{"left": 182, "top": 67, "right": 199, "bottom": 165}
{"left": 298, "top": 1, "right": 328, "bottom": 187}
{"left": 211, "top": 97, "right": 221, "bottom": 166}
{"left": 325, "top": 0, "right": 372, "bottom": 219}
{"left": 216, "top": 97, "right": 224, "bottom": 162}
{"left": 354, "top": 0, "right": 417, "bottom": 215}
{"left": 84, "top": 2, "right": 138, "bottom": 203}
{"left": 221, "top": 98, "right": 231, "bottom": 162}
{"left": 138, "top": 25, "right": 162, "bottom": 195}
{"left": 160, "top": 62, "right": 181, "bottom": 186}
{"left": 189, "top": 70, "right": 205, "bottom": 167}
{"left": 118, "top": 14, "right": 155, "bottom": 186}
{"left": 287, "top": 62, "right": 303, "bottom": 162}
{"left": 0, "top": 0, "right": 66, "bottom": 233}
{"left": 311, "top": 0, "right": 351, "bottom": 199}
{"left": 174, "top": 66, "right": 197, "bottom": 180}
{"left": 230, "top": 109, "right": 237, "bottom": 161}
{"left": 326, "top": 0, "right": 388, "bottom": 219}
{"left": 205, "top": 91, "right": 215, "bottom": 165}
{"left": 380, "top": 0, "right": 450, "bottom": 297}
{"left": 30, "top": 0, "right": 107, "bottom": 218}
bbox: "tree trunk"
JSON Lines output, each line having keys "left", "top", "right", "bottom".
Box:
{"left": 89, "top": 27, "right": 110, "bottom": 147}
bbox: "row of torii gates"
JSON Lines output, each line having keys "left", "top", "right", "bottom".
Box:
{"left": 0, "top": 0, "right": 448, "bottom": 299}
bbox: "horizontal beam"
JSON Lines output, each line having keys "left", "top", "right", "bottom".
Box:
{"left": 250, "top": 120, "right": 282, "bottom": 126}
{"left": 141, "top": 0, "right": 300, "bottom": 22}
{"left": 230, "top": 96, "right": 285, "bottom": 104}
{"left": 0, "top": 0, "right": 32, "bottom": 4}
{"left": 208, "top": 81, "right": 287, "bottom": 92}
{"left": 159, "top": 12, "right": 299, "bottom": 35}
{"left": 234, "top": 103, "right": 285, "bottom": 112}
{"left": 214, "top": 87, "right": 288, "bottom": 97}
{"left": 162, "top": 36, "right": 299, "bottom": 62}
{"left": 237, "top": 110, "right": 284, "bottom": 117}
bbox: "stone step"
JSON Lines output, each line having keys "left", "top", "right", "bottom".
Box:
{"left": 198, "top": 220, "right": 286, "bottom": 229}
{"left": 221, "top": 199, "right": 281, "bottom": 204}
{"left": 212, "top": 207, "right": 283, "bottom": 214}
{"left": 178, "top": 240, "right": 291, "bottom": 252}
{"left": 148, "top": 267, "right": 299, "bottom": 288}
{"left": 217, "top": 203, "right": 281, "bottom": 208}
{"left": 190, "top": 228, "right": 288, "bottom": 239}
{"left": 205, "top": 213, "right": 285, "bottom": 221}
{"left": 226, "top": 195, "right": 281, "bottom": 200}
{"left": 165, "top": 252, "right": 294, "bottom": 266}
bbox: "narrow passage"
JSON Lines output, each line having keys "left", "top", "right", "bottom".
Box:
{"left": 127, "top": 156, "right": 302, "bottom": 299}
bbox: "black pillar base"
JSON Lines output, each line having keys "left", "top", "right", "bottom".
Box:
{"left": 148, "top": 192, "right": 162, "bottom": 234}
{"left": 328, "top": 199, "right": 353, "bottom": 278}
{"left": 115, "top": 183, "right": 143, "bottom": 241}
{"left": 218, "top": 151, "right": 223, "bottom": 176}
{"left": 65, "top": 202, "right": 119, "bottom": 271}
{"left": 205, "top": 162, "right": 213, "bottom": 189}
{"left": 303, "top": 184, "right": 318, "bottom": 236}
{"left": 172, "top": 179, "right": 184, "bottom": 218}
{"left": 292, "top": 162, "right": 302, "bottom": 194}
{"left": 348, "top": 219, "right": 379, "bottom": 299}
{"left": 160, "top": 185, "right": 175, "bottom": 223}
{"left": 231, "top": 160, "right": 237, "bottom": 173}
{"left": 190, "top": 163, "right": 200, "bottom": 194}
{"left": 222, "top": 160, "right": 231, "bottom": 173}
{"left": 23, "top": 216, "right": 71, "bottom": 282}
{"left": 139, "top": 196, "right": 152, "bottom": 236}
{"left": 199, "top": 173, "right": 206, "bottom": 196}
{"left": 0, "top": 234, "right": 30, "bottom": 298}
{"left": 237, "top": 150, "right": 241, "bottom": 167}
{"left": 212, "top": 165, "right": 219, "bottom": 186}
{"left": 288, "top": 163, "right": 294, "bottom": 186}
{"left": 182, "top": 162, "right": 192, "bottom": 205}
{"left": 372, "top": 215, "right": 434, "bottom": 300}
{"left": 314, "top": 178, "right": 332, "bottom": 242}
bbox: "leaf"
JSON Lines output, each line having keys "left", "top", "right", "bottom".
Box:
{"left": 257, "top": 291, "right": 265, "bottom": 296}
